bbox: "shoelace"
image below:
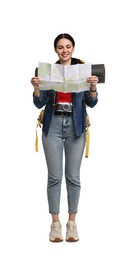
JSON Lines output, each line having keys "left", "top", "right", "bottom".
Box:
{"left": 67, "top": 224, "right": 75, "bottom": 231}
{"left": 52, "top": 224, "right": 61, "bottom": 232}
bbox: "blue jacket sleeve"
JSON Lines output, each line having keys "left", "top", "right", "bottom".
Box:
{"left": 84, "top": 91, "right": 98, "bottom": 108}
{"left": 33, "top": 90, "right": 49, "bottom": 109}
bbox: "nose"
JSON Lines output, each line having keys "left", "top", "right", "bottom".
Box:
{"left": 63, "top": 47, "right": 67, "bottom": 52}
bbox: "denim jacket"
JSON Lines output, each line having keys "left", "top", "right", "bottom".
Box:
{"left": 33, "top": 90, "right": 98, "bottom": 136}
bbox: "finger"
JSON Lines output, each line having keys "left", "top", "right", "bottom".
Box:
{"left": 30, "top": 77, "right": 40, "bottom": 84}
{"left": 89, "top": 77, "right": 99, "bottom": 84}
{"left": 91, "top": 76, "right": 99, "bottom": 82}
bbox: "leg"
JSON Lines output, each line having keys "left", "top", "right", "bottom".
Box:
{"left": 64, "top": 131, "right": 86, "bottom": 214}
{"left": 64, "top": 130, "right": 86, "bottom": 242}
{"left": 42, "top": 113, "right": 66, "bottom": 242}
{"left": 42, "top": 128, "right": 64, "bottom": 242}
{"left": 42, "top": 132, "right": 64, "bottom": 215}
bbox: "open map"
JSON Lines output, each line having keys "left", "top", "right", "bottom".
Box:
{"left": 38, "top": 62, "right": 91, "bottom": 93}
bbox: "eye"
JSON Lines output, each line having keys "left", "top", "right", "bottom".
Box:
{"left": 66, "top": 45, "right": 71, "bottom": 49}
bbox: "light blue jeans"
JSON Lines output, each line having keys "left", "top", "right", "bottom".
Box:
{"left": 42, "top": 112, "right": 86, "bottom": 214}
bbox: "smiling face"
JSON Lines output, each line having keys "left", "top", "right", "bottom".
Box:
{"left": 55, "top": 38, "right": 75, "bottom": 65}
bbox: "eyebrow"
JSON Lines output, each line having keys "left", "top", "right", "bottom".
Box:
{"left": 57, "top": 44, "right": 72, "bottom": 48}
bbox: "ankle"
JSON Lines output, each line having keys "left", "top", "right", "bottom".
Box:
{"left": 68, "top": 213, "right": 76, "bottom": 222}
{"left": 52, "top": 214, "right": 60, "bottom": 223}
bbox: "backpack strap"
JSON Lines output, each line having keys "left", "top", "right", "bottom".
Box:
{"left": 35, "top": 110, "right": 44, "bottom": 152}
{"left": 85, "top": 114, "right": 91, "bottom": 158}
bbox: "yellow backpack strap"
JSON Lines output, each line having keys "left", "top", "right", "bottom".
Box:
{"left": 35, "top": 110, "right": 44, "bottom": 152}
{"left": 85, "top": 114, "right": 91, "bottom": 158}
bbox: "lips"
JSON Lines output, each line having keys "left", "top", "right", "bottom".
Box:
{"left": 61, "top": 54, "right": 69, "bottom": 58}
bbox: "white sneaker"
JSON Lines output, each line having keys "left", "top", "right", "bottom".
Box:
{"left": 49, "top": 222, "right": 63, "bottom": 242}
{"left": 66, "top": 221, "right": 79, "bottom": 242}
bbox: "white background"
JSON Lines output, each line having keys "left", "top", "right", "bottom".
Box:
{"left": 0, "top": 0, "right": 131, "bottom": 259}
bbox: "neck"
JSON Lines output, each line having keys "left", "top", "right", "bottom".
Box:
{"left": 59, "top": 58, "right": 71, "bottom": 65}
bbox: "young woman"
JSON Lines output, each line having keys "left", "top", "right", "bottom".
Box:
{"left": 31, "top": 33, "right": 98, "bottom": 242}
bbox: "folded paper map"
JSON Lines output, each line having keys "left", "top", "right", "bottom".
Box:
{"left": 38, "top": 62, "right": 91, "bottom": 93}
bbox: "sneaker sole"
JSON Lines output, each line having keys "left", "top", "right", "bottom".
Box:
{"left": 50, "top": 238, "right": 63, "bottom": 242}
{"left": 66, "top": 237, "right": 79, "bottom": 242}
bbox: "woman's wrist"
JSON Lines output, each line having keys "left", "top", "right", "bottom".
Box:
{"left": 90, "top": 85, "right": 97, "bottom": 93}
{"left": 89, "top": 85, "right": 97, "bottom": 97}
{"left": 90, "top": 84, "right": 97, "bottom": 91}
{"left": 34, "top": 88, "right": 40, "bottom": 97}
{"left": 90, "top": 89, "right": 96, "bottom": 92}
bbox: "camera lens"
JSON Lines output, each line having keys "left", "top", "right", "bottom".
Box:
{"left": 63, "top": 104, "right": 70, "bottom": 112}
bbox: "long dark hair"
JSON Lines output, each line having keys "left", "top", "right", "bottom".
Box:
{"left": 54, "top": 33, "right": 75, "bottom": 49}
